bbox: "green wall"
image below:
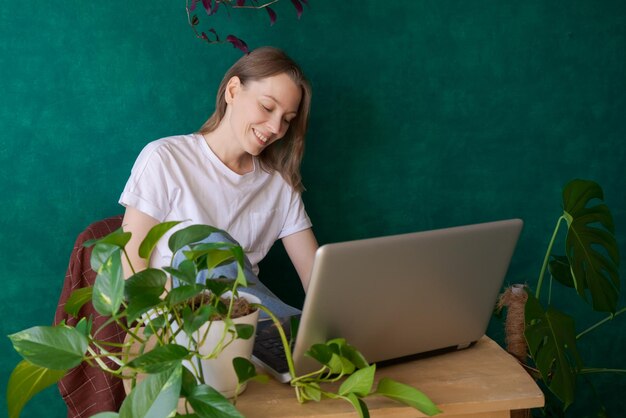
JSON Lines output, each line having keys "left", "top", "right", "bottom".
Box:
{"left": 1, "top": 1, "right": 625, "bottom": 416}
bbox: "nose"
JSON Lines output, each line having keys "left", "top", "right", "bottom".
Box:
{"left": 266, "top": 113, "right": 282, "bottom": 135}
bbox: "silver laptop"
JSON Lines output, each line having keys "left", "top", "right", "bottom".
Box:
{"left": 252, "top": 218, "right": 523, "bottom": 382}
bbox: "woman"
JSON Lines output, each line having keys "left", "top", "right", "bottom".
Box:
{"left": 119, "top": 47, "right": 318, "bottom": 304}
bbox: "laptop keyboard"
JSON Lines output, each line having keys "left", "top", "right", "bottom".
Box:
{"left": 252, "top": 316, "right": 298, "bottom": 375}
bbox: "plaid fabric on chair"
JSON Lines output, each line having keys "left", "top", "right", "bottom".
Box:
{"left": 53, "top": 215, "right": 126, "bottom": 418}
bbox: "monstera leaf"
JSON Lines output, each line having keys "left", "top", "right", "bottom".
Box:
{"left": 560, "top": 179, "right": 620, "bottom": 313}
{"left": 525, "top": 292, "right": 582, "bottom": 408}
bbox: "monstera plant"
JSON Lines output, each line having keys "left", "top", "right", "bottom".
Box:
{"left": 520, "top": 179, "right": 625, "bottom": 415}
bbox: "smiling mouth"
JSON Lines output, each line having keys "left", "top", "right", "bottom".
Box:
{"left": 253, "top": 129, "right": 269, "bottom": 144}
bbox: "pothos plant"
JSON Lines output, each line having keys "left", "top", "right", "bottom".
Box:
{"left": 186, "top": 0, "right": 310, "bottom": 53}
{"left": 520, "top": 179, "right": 626, "bottom": 416}
{"left": 7, "top": 222, "right": 441, "bottom": 418}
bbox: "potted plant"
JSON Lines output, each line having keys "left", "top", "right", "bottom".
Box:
{"left": 498, "top": 179, "right": 626, "bottom": 416}
{"left": 7, "top": 221, "right": 442, "bottom": 417}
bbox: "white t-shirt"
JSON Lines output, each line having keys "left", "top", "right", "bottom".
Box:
{"left": 119, "top": 134, "right": 312, "bottom": 274}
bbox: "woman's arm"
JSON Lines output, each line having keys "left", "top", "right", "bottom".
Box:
{"left": 282, "top": 228, "right": 319, "bottom": 292}
{"left": 121, "top": 206, "right": 159, "bottom": 278}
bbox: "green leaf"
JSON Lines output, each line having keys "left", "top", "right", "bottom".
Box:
{"left": 74, "top": 317, "right": 93, "bottom": 338}
{"left": 339, "top": 364, "right": 376, "bottom": 397}
{"left": 562, "top": 179, "right": 620, "bottom": 312}
{"left": 289, "top": 316, "right": 300, "bottom": 344}
{"left": 126, "top": 344, "right": 189, "bottom": 374}
{"left": 163, "top": 260, "right": 198, "bottom": 285}
{"left": 204, "top": 248, "right": 237, "bottom": 271}
{"left": 64, "top": 286, "right": 93, "bottom": 317}
{"left": 92, "top": 250, "right": 125, "bottom": 316}
{"left": 91, "top": 413, "right": 120, "bottom": 418}
{"left": 168, "top": 225, "right": 222, "bottom": 254}
{"left": 375, "top": 378, "right": 441, "bottom": 416}
{"left": 119, "top": 363, "right": 182, "bottom": 418}
{"left": 126, "top": 294, "right": 163, "bottom": 325}
{"left": 204, "top": 279, "right": 237, "bottom": 298}
{"left": 7, "top": 360, "right": 66, "bottom": 418}
{"left": 186, "top": 384, "right": 244, "bottom": 418}
{"left": 524, "top": 292, "right": 582, "bottom": 408}
{"left": 230, "top": 245, "right": 245, "bottom": 267}
{"left": 302, "top": 382, "right": 322, "bottom": 402}
{"left": 236, "top": 263, "right": 247, "bottom": 288}
{"left": 234, "top": 324, "right": 255, "bottom": 340}
{"left": 139, "top": 221, "right": 182, "bottom": 260}
{"left": 84, "top": 228, "right": 131, "bottom": 249}
{"left": 344, "top": 392, "right": 370, "bottom": 418}
{"left": 322, "top": 340, "right": 356, "bottom": 375}
{"left": 180, "top": 366, "right": 199, "bottom": 398}
{"left": 330, "top": 353, "right": 354, "bottom": 375}
{"left": 183, "top": 244, "right": 236, "bottom": 267}
{"left": 306, "top": 343, "right": 333, "bottom": 365}
{"left": 306, "top": 343, "right": 355, "bottom": 374}
{"left": 90, "top": 242, "right": 120, "bottom": 272}
{"left": 125, "top": 268, "right": 168, "bottom": 299}
{"left": 183, "top": 304, "right": 217, "bottom": 335}
{"left": 548, "top": 255, "right": 577, "bottom": 288}
{"left": 167, "top": 285, "right": 205, "bottom": 305}
{"left": 9, "top": 325, "right": 88, "bottom": 370}
{"left": 327, "top": 338, "right": 370, "bottom": 369}
{"left": 233, "top": 357, "right": 269, "bottom": 384}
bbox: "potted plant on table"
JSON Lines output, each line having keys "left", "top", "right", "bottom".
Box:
{"left": 7, "top": 221, "right": 442, "bottom": 417}
{"left": 498, "top": 179, "right": 626, "bottom": 417}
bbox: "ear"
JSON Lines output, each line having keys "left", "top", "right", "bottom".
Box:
{"left": 224, "top": 76, "right": 242, "bottom": 104}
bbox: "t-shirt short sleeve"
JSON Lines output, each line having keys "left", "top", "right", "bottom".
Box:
{"left": 119, "top": 141, "right": 173, "bottom": 221}
{"left": 278, "top": 189, "right": 312, "bottom": 239}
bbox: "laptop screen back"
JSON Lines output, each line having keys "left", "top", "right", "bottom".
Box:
{"left": 290, "top": 218, "right": 523, "bottom": 376}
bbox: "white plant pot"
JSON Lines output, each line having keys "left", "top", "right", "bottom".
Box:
{"left": 175, "top": 292, "right": 260, "bottom": 398}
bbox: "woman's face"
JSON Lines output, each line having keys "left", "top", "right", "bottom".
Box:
{"left": 225, "top": 73, "right": 302, "bottom": 156}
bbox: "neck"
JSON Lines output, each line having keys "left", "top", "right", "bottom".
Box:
{"left": 202, "top": 129, "right": 253, "bottom": 175}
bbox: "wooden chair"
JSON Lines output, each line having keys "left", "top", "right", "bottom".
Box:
{"left": 53, "top": 215, "right": 126, "bottom": 417}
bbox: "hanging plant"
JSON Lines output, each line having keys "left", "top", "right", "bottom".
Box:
{"left": 186, "top": 0, "right": 310, "bottom": 53}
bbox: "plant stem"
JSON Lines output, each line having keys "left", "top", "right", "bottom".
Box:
{"left": 536, "top": 216, "right": 565, "bottom": 299}
{"left": 253, "top": 304, "right": 298, "bottom": 379}
{"left": 232, "top": 0, "right": 281, "bottom": 9}
{"left": 90, "top": 341, "right": 125, "bottom": 368}
{"left": 290, "top": 366, "right": 330, "bottom": 386}
{"left": 111, "top": 316, "right": 146, "bottom": 345}
{"left": 86, "top": 346, "right": 119, "bottom": 373}
{"left": 121, "top": 249, "right": 136, "bottom": 276}
{"left": 577, "top": 306, "right": 626, "bottom": 339}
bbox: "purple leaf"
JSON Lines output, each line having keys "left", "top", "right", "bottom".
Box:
{"left": 202, "top": 0, "right": 212, "bottom": 14}
{"left": 236, "top": 0, "right": 246, "bottom": 5}
{"left": 290, "top": 0, "right": 303, "bottom": 18}
{"left": 201, "top": 32, "right": 209, "bottom": 41}
{"left": 209, "top": 28, "right": 219, "bottom": 41}
{"left": 266, "top": 6, "right": 277, "bottom": 25}
{"left": 226, "top": 35, "right": 249, "bottom": 54}
{"left": 190, "top": 0, "right": 198, "bottom": 11}
{"left": 210, "top": 0, "right": 219, "bottom": 15}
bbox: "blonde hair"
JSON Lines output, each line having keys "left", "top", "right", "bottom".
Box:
{"left": 199, "top": 47, "right": 312, "bottom": 192}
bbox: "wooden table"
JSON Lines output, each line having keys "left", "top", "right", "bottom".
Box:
{"left": 235, "top": 336, "right": 544, "bottom": 417}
